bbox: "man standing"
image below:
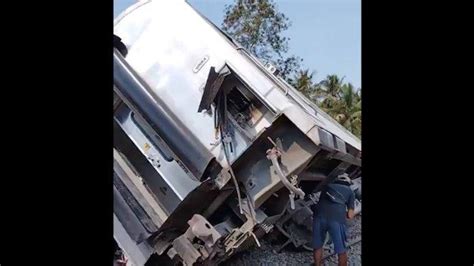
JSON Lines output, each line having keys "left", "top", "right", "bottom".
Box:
{"left": 312, "top": 173, "right": 355, "bottom": 266}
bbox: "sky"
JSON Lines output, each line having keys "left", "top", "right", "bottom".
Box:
{"left": 114, "top": 0, "right": 361, "bottom": 89}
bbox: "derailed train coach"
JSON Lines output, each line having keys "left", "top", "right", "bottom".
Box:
{"left": 113, "top": 1, "right": 361, "bottom": 265}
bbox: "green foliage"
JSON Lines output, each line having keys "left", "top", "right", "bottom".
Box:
{"left": 222, "top": 0, "right": 361, "bottom": 138}
{"left": 222, "top": 0, "right": 301, "bottom": 79}
{"left": 293, "top": 72, "right": 362, "bottom": 138}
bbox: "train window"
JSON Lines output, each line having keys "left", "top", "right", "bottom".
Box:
{"left": 198, "top": 65, "right": 271, "bottom": 137}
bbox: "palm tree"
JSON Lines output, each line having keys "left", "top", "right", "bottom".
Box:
{"left": 315, "top": 75, "right": 344, "bottom": 107}
{"left": 317, "top": 75, "right": 344, "bottom": 97}
{"left": 315, "top": 75, "right": 361, "bottom": 138}
{"left": 315, "top": 75, "right": 345, "bottom": 108}
{"left": 340, "top": 84, "right": 361, "bottom": 136}
{"left": 293, "top": 69, "right": 316, "bottom": 98}
{"left": 329, "top": 83, "right": 361, "bottom": 137}
{"left": 292, "top": 73, "right": 361, "bottom": 138}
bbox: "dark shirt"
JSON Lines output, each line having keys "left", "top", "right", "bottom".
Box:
{"left": 314, "top": 183, "right": 355, "bottom": 224}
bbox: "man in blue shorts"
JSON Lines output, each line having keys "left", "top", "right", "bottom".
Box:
{"left": 312, "top": 173, "right": 355, "bottom": 266}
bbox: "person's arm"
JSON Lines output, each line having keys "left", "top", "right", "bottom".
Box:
{"left": 346, "top": 190, "right": 355, "bottom": 219}
{"left": 347, "top": 209, "right": 354, "bottom": 220}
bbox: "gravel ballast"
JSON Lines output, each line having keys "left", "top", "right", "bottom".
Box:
{"left": 223, "top": 215, "right": 362, "bottom": 266}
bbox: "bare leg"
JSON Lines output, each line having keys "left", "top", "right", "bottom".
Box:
{"left": 337, "top": 252, "right": 348, "bottom": 266}
{"left": 314, "top": 248, "right": 323, "bottom": 266}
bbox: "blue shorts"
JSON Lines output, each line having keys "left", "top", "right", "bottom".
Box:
{"left": 312, "top": 216, "right": 348, "bottom": 254}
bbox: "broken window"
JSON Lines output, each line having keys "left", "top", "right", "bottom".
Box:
{"left": 198, "top": 65, "right": 271, "bottom": 137}
{"left": 225, "top": 77, "right": 267, "bottom": 129}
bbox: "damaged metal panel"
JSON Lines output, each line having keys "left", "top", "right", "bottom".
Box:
{"left": 232, "top": 116, "right": 321, "bottom": 208}
{"left": 198, "top": 66, "right": 231, "bottom": 112}
{"left": 114, "top": 50, "right": 221, "bottom": 182}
